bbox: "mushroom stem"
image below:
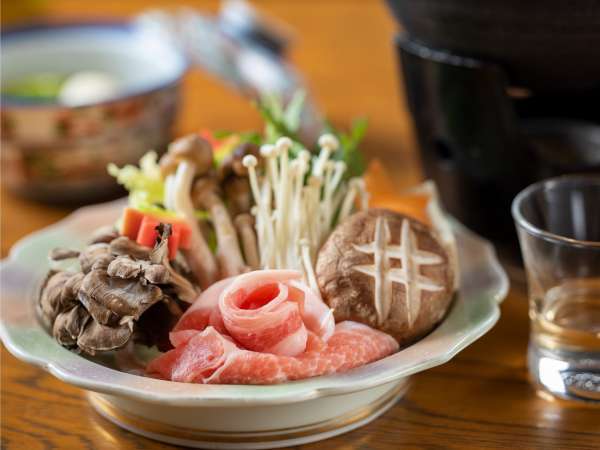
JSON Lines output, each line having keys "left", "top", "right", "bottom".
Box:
{"left": 312, "top": 133, "right": 338, "bottom": 178}
{"left": 244, "top": 154, "right": 275, "bottom": 268}
{"left": 336, "top": 177, "right": 368, "bottom": 226}
{"left": 243, "top": 134, "right": 361, "bottom": 273}
{"left": 214, "top": 202, "right": 247, "bottom": 277}
{"left": 260, "top": 144, "right": 279, "bottom": 190}
{"left": 160, "top": 135, "right": 219, "bottom": 289}
{"left": 234, "top": 214, "right": 260, "bottom": 269}
{"left": 260, "top": 179, "right": 275, "bottom": 268}
{"left": 164, "top": 174, "right": 176, "bottom": 211}
{"left": 171, "top": 162, "right": 219, "bottom": 289}
{"left": 300, "top": 238, "right": 319, "bottom": 294}
{"left": 275, "top": 137, "right": 293, "bottom": 268}
{"left": 193, "top": 178, "right": 247, "bottom": 278}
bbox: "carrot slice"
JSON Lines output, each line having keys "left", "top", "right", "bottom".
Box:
{"left": 121, "top": 206, "right": 192, "bottom": 257}
{"left": 120, "top": 208, "right": 146, "bottom": 241}
{"left": 168, "top": 227, "right": 181, "bottom": 260}
{"left": 136, "top": 216, "right": 160, "bottom": 248}
{"left": 136, "top": 215, "right": 182, "bottom": 260}
{"left": 363, "top": 159, "right": 432, "bottom": 225}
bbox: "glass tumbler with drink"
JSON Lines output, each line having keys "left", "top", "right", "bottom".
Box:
{"left": 512, "top": 175, "right": 600, "bottom": 402}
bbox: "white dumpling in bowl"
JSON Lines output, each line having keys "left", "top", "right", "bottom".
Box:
{"left": 58, "top": 70, "right": 121, "bottom": 106}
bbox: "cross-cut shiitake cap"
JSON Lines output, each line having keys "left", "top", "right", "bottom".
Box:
{"left": 316, "top": 208, "right": 454, "bottom": 346}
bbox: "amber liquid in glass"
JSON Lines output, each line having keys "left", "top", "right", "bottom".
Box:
{"left": 532, "top": 278, "right": 600, "bottom": 353}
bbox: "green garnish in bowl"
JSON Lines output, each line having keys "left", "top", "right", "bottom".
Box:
{"left": 2, "top": 72, "right": 67, "bottom": 101}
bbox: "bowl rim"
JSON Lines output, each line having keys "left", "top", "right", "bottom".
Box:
{"left": 0, "top": 199, "right": 509, "bottom": 406}
{"left": 1, "top": 20, "right": 188, "bottom": 108}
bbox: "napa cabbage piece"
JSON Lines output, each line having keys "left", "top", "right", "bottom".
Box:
{"left": 108, "top": 151, "right": 211, "bottom": 236}
{"left": 108, "top": 151, "right": 165, "bottom": 213}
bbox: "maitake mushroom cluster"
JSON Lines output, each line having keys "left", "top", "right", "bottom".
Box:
{"left": 38, "top": 224, "right": 196, "bottom": 354}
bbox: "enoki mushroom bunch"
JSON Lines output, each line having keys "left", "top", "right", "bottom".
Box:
{"left": 243, "top": 134, "right": 368, "bottom": 288}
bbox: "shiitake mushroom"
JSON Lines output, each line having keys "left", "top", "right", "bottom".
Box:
{"left": 316, "top": 209, "right": 455, "bottom": 346}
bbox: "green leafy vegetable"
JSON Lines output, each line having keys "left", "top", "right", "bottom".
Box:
{"left": 256, "top": 90, "right": 368, "bottom": 178}
{"left": 282, "top": 90, "right": 306, "bottom": 134}
{"left": 327, "top": 117, "right": 368, "bottom": 179}
{"left": 108, "top": 152, "right": 165, "bottom": 212}
{"left": 109, "top": 152, "right": 212, "bottom": 219}
{"left": 255, "top": 91, "right": 305, "bottom": 144}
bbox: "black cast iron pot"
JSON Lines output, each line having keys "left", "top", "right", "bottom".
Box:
{"left": 387, "top": 0, "right": 600, "bottom": 93}
{"left": 385, "top": 0, "right": 600, "bottom": 257}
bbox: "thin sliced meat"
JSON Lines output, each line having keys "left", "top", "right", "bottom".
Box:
{"left": 147, "top": 321, "right": 398, "bottom": 385}
{"left": 148, "top": 327, "right": 239, "bottom": 383}
{"left": 218, "top": 270, "right": 334, "bottom": 356}
{"left": 174, "top": 270, "right": 335, "bottom": 357}
{"left": 288, "top": 279, "right": 335, "bottom": 341}
{"left": 169, "top": 329, "right": 198, "bottom": 347}
{"left": 148, "top": 271, "right": 397, "bottom": 384}
{"left": 173, "top": 277, "right": 232, "bottom": 335}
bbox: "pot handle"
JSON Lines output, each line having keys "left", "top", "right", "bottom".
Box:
{"left": 134, "top": 0, "right": 323, "bottom": 141}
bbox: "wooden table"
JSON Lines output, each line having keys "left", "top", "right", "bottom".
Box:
{"left": 2, "top": 1, "right": 599, "bottom": 449}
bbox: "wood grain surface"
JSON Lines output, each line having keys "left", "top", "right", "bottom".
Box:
{"left": 2, "top": 1, "right": 599, "bottom": 449}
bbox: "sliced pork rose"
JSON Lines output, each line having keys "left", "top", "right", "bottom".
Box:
{"left": 172, "top": 270, "right": 334, "bottom": 357}
{"left": 148, "top": 270, "right": 398, "bottom": 385}
{"left": 172, "top": 277, "right": 232, "bottom": 336}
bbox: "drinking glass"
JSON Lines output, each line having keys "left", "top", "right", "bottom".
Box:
{"left": 512, "top": 175, "right": 600, "bottom": 402}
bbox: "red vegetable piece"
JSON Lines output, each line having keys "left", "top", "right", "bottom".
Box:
{"left": 136, "top": 215, "right": 182, "bottom": 260}
{"left": 168, "top": 226, "right": 181, "bottom": 260}
{"left": 199, "top": 129, "right": 219, "bottom": 149}
{"left": 136, "top": 216, "right": 160, "bottom": 248}
{"left": 173, "top": 222, "right": 191, "bottom": 249}
{"left": 120, "top": 208, "right": 145, "bottom": 241}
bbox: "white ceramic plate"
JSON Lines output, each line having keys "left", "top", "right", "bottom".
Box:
{"left": 0, "top": 199, "right": 508, "bottom": 448}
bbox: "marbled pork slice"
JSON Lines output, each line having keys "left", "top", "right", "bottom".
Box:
{"left": 148, "top": 322, "right": 398, "bottom": 385}
{"left": 173, "top": 270, "right": 335, "bottom": 357}
{"left": 173, "top": 277, "right": 232, "bottom": 334}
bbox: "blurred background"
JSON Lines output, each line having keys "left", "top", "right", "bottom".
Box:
{"left": 1, "top": 0, "right": 421, "bottom": 258}
{"left": 2, "top": 0, "right": 599, "bottom": 260}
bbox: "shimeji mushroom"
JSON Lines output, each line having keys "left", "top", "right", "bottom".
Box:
{"left": 160, "top": 134, "right": 219, "bottom": 289}
{"left": 223, "top": 175, "right": 253, "bottom": 217}
{"left": 243, "top": 133, "right": 367, "bottom": 282}
{"left": 234, "top": 213, "right": 260, "bottom": 270}
{"left": 218, "top": 142, "right": 259, "bottom": 217}
{"left": 192, "top": 177, "right": 247, "bottom": 277}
